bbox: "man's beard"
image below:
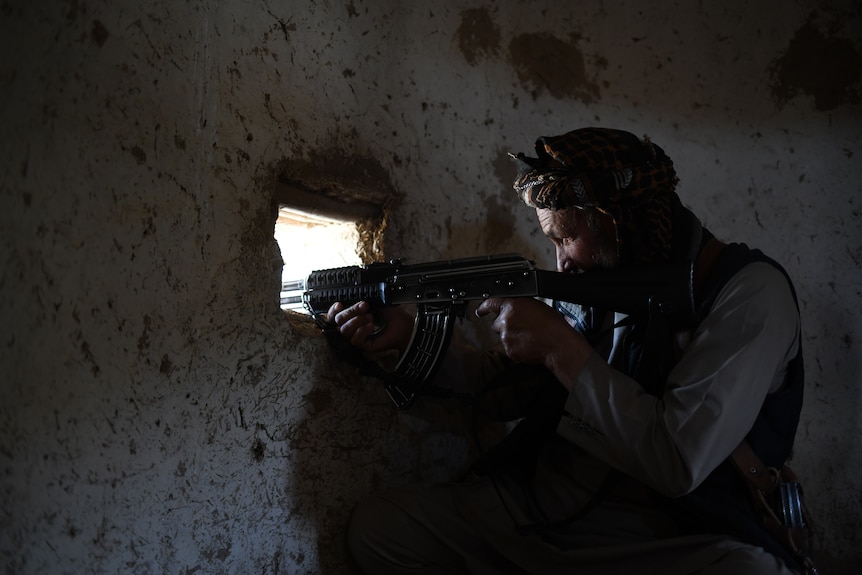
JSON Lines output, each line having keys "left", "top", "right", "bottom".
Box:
{"left": 591, "top": 240, "right": 618, "bottom": 270}
{"left": 583, "top": 208, "right": 619, "bottom": 271}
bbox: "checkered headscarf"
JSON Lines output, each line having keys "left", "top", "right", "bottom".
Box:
{"left": 512, "top": 128, "right": 679, "bottom": 264}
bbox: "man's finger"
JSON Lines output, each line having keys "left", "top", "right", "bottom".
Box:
{"left": 334, "top": 301, "right": 370, "bottom": 326}
{"left": 475, "top": 297, "right": 503, "bottom": 318}
{"left": 326, "top": 301, "right": 344, "bottom": 323}
{"left": 350, "top": 323, "right": 377, "bottom": 348}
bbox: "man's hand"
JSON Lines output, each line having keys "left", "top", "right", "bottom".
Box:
{"left": 475, "top": 297, "right": 592, "bottom": 389}
{"left": 325, "top": 301, "right": 415, "bottom": 354}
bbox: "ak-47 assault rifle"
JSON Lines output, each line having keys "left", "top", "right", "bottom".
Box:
{"left": 286, "top": 254, "right": 694, "bottom": 409}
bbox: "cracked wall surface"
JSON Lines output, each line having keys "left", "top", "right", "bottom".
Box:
{"left": 1, "top": 1, "right": 860, "bottom": 573}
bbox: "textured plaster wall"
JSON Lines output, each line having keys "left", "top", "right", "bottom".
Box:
{"left": 1, "top": 1, "right": 860, "bottom": 573}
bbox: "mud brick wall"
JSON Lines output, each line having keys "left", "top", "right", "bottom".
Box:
{"left": 2, "top": 1, "right": 860, "bottom": 573}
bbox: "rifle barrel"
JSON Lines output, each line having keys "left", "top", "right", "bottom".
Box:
{"left": 282, "top": 279, "right": 306, "bottom": 292}
{"left": 281, "top": 278, "right": 307, "bottom": 312}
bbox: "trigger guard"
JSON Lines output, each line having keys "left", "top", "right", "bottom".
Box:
{"left": 370, "top": 320, "right": 387, "bottom": 337}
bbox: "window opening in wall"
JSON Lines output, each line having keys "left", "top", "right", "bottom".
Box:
{"left": 273, "top": 173, "right": 392, "bottom": 316}
{"left": 277, "top": 205, "right": 363, "bottom": 312}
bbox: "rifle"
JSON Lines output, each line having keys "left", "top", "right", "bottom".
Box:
{"left": 288, "top": 253, "right": 694, "bottom": 409}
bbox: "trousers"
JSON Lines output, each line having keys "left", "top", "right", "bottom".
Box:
{"left": 347, "top": 480, "right": 795, "bottom": 575}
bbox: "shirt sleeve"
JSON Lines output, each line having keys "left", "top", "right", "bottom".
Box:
{"left": 556, "top": 261, "right": 801, "bottom": 497}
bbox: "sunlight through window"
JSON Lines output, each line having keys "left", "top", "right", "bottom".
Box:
{"left": 277, "top": 206, "right": 362, "bottom": 312}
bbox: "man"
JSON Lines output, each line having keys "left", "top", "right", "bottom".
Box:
{"left": 327, "top": 128, "right": 807, "bottom": 574}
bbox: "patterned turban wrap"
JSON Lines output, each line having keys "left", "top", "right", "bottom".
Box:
{"left": 512, "top": 127, "right": 680, "bottom": 265}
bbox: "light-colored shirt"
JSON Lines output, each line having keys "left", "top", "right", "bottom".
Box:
{"left": 557, "top": 261, "right": 800, "bottom": 497}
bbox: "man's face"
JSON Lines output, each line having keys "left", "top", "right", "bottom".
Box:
{"left": 536, "top": 207, "right": 618, "bottom": 273}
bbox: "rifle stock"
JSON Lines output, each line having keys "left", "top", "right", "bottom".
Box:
{"left": 300, "top": 253, "right": 693, "bottom": 408}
